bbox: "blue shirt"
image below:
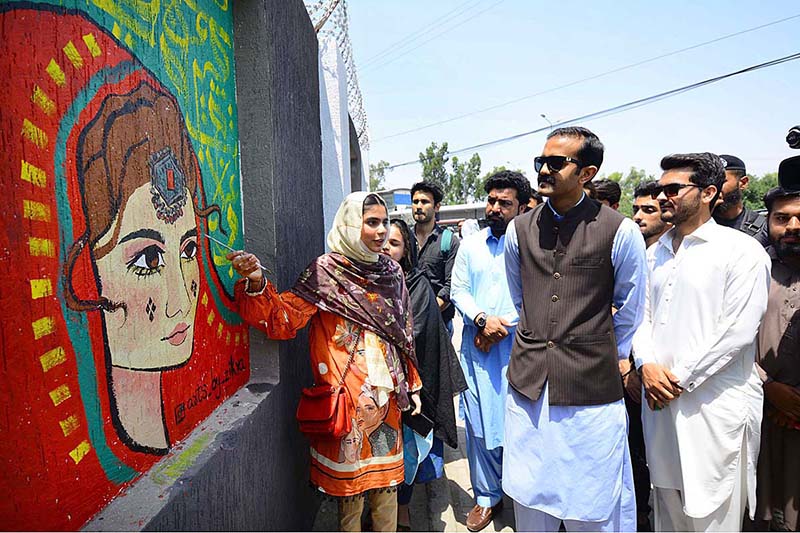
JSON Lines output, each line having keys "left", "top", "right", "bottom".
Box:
{"left": 451, "top": 228, "right": 518, "bottom": 449}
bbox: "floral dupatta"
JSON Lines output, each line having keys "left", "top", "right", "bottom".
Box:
{"left": 291, "top": 252, "right": 418, "bottom": 409}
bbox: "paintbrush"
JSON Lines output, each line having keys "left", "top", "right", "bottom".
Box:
{"left": 204, "top": 233, "right": 272, "bottom": 274}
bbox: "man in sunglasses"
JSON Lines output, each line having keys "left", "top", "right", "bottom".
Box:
{"left": 503, "top": 126, "right": 647, "bottom": 531}
{"left": 751, "top": 156, "right": 800, "bottom": 532}
{"left": 713, "top": 154, "right": 769, "bottom": 247}
{"left": 633, "top": 152, "right": 770, "bottom": 532}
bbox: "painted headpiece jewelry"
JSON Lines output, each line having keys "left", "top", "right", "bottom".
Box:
{"left": 149, "top": 147, "right": 188, "bottom": 224}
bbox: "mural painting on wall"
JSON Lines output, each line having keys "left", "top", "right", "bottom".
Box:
{"left": 0, "top": 2, "right": 249, "bottom": 529}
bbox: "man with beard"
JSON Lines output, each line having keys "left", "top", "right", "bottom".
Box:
{"left": 752, "top": 155, "right": 800, "bottom": 531}
{"left": 713, "top": 154, "right": 769, "bottom": 246}
{"left": 633, "top": 153, "right": 770, "bottom": 532}
{"left": 411, "top": 181, "right": 460, "bottom": 330}
{"left": 503, "top": 127, "right": 647, "bottom": 531}
{"left": 632, "top": 181, "right": 670, "bottom": 248}
{"left": 451, "top": 170, "right": 531, "bottom": 531}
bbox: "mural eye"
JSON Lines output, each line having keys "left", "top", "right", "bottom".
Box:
{"left": 127, "top": 245, "right": 165, "bottom": 277}
{"left": 181, "top": 240, "right": 198, "bottom": 261}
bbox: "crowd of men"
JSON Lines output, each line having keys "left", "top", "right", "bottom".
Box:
{"left": 405, "top": 126, "right": 800, "bottom": 533}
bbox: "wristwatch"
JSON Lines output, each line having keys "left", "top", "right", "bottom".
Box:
{"left": 474, "top": 312, "right": 487, "bottom": 330}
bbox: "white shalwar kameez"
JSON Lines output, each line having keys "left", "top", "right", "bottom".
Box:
{"left": 633, "top": 219, "right": 771, "bottom": 532}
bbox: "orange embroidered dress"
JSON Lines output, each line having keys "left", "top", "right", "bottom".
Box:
{"left": 235, "top": 274, "right": 421, "bottom": 497}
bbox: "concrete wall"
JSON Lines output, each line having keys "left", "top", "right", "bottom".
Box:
{"left": 350, "top": 117, "right": 365, "bottom": 193}
{"left": 319, "top": 34, "right": 352, "bottom": 240}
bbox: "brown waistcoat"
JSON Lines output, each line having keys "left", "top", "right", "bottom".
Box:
{"left": 509, "top": 198, "right": 624, "bottom": 406}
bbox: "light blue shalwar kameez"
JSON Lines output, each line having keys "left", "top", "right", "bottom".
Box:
{"left": 451, "top": 227, "right": 518, "bottom": 509}
{"left": 502, "top": 199, "right": 647, "bottom": 532}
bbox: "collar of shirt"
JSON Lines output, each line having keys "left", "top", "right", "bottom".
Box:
{"left": 545, "top": 193, "right": 586, "bottom": 221}
{"left": 417, "top": 223, "right": 444, "bottom": 251}
{"left": 483, "top": 227, "right": 503, "bottom": 243}
{"left": 657, "top": 217, "right": 719, "bottom": 254}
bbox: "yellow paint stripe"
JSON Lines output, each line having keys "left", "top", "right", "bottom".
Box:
{"left": 201, "top": 292, "right": 208, "bottom": 307}
{"left": 30, "top": 278, "right": 53, "bottom": 299}
{"left": 225, "top": 331, "right": 231, "bottom": 345}
{"left": 29, "top": 237, "right": 55, "bottom": 258}
{"left": 49, "top": 384, "right": 71, "bottom": 406}
{"left": 207, "top": 310, "right": 215, "bottom": 326}
{"left": 69, "top": 440, "right": 91, "bottom": 464}
{"left": 32, "top": 316, "right": 55, "bottom": 340}
{"left": 112, "top": 22, "right": 122, "bottom": 39}
{"left": 59, "top": 415, "right": 80, "bottom": 437}
{"left": 82, "top": 33, "right": 102, "bottom": 57}
{"left": 46, "top": 59, "right": 65, "bottom": 86}
{"left": 32, "top": 86, "right": 55, "bottom": 116}
{"left": 217, "top": 323, "right": 224, "bottom": 338}
{"left": 21, "top": 160, "right": 47, "bottom": 188}
{"left": 23, "top": 200, "right": 50, "bottom": 221}
{"left": 40, "top": 347, "right": 66, "bottom": 372}
{"left": 62, "top": 41, "right": 84, "bottom": 69}
{"left": 235, "top": 333, "right": 241, "bottom": 346}
{"left": 124, "top": 34, "right": 133, "bottom": 48}
{"left": 22, "top": 119, "right": 48, "bottom": 148}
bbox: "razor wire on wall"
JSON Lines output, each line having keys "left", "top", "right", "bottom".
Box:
{"left": 305, "top": 0, "right": 370, "bottom": 151}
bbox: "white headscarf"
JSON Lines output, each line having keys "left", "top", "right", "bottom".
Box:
{"left": 327, "top": 191, "right": 386, "bottom": 264}
{"left": 325, "top": 192, "right": 396, "bottom": 406}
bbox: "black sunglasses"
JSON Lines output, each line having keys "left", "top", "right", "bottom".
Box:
{"left": 534, "top": 155, "right": 582, "bottom": 173}
{"left": 650, "top": 183, "right": 703, "bottom": 199}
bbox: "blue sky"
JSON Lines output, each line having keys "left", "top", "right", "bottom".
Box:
{"left": 348, "top": 1, "right": 800, "bottom": 190}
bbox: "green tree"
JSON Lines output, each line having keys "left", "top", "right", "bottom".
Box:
{"left": 419, "top": 142, "right": 450, "bottom": 194}
{"left": 418, "top": 141, "right": 483, "bottom": 204}
{"left": 743, "top": 172, "right": 778, "bottom": 211}
{"left": 449, "top": 153, "right": 483, "bottom": 203}
{"left": 368, "top": 160, "right": 390, "bottom": 191}
{"left": 598, "top": 167, "right": 655, "bottom": 217}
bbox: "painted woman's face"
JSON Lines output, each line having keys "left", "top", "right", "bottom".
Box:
{"left": 95, "top": 183, "right": 200, "bottom": 370}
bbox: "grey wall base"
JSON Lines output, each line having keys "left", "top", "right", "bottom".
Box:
{"left": 84, "top": 0, "right": 325, "bottom": 530}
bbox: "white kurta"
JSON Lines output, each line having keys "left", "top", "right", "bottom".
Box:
{"left": 632, "top": 219, "right": 771, "bottom": 519}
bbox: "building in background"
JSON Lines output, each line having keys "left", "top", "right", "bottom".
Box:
{"left": 306, "top": 0, "right": 370, "bottom": 240}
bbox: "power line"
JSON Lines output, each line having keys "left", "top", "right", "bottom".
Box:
{"left": 386, "top": 51, "right": 800, "bottom": 170}
{"left": 374, "top": 12, "right": 800, "bottom": 142}
{"left": 360, "top": 0, "right": 483, "bottom": 68}
{"left": 362, "top": 0, "right": 506, "bottom": 74}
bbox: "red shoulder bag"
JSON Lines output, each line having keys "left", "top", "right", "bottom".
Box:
{"left": 296, "top": 327, "right": 361, "bottom": 438}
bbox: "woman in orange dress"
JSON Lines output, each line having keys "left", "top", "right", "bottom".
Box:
{"left": 228, "top": 192, "right": 422, "bottom": 532}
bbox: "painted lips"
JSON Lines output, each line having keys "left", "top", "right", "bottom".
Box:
{"left": 162, "top": 323, "right": 190, "bottom": 346}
